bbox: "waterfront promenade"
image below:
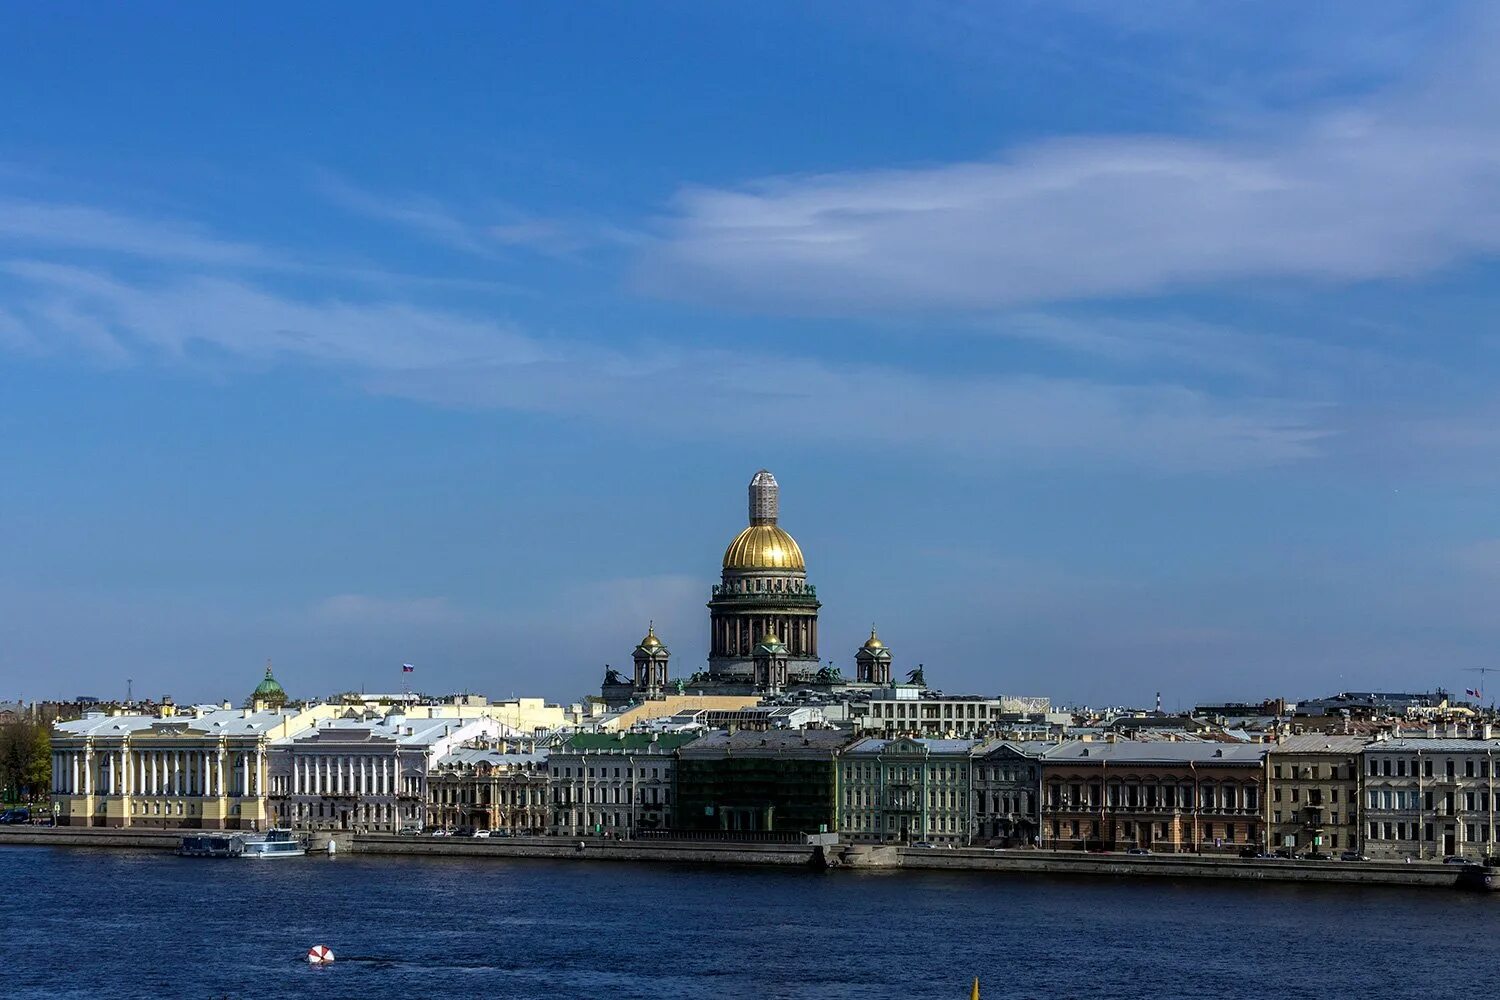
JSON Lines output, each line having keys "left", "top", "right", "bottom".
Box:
{"left": 0, "top": 825, "right": 1466, "bottom": 889}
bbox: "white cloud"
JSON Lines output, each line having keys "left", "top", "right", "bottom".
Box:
{"left": 0, "top": 199, "right": 270, "bottom": 266}
{"left": 0, "top": 260, "right": 1324, "bottom": 472}
{"left": 318, "top": 174, "right": 610, "bottom": 258}
{"left": 637, "top": 14, "right": 1500, "bottom": 313}
{"left": 1, "top": 261, "right": 550, "bottom": 371}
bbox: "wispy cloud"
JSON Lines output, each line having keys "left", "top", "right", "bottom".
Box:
{"left": 1, "top": 261, "right": 548, "bottom": 370}
{"left": 637, "top": 11, "right": 1500, "bottom": 313}
{"left": 0, "top": 199, "right": 270, "bottom": 266}
{"left": 0, "top": 258, "right": 1321, "bottom": 472}
{"left": 318, "top": 174, "right": 611, "bottom": 258}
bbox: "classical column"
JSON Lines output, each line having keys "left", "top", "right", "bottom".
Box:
{"left": 216, "top": 751, "right": 224, "bottom": 799}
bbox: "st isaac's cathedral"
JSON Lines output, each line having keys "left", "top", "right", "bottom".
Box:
{"left": 600, "top": 470, "right": 924, "bottom": 707}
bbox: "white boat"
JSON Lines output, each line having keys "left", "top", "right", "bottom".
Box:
{"left": 239, "top": 828, "right": 307, "bottom": 859}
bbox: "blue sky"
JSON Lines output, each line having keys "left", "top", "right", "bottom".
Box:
{"left": 4, "top": 1, "right": 1500, "bottom": 708}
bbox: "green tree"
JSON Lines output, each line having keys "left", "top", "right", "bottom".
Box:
{"left": 22, "top": 725, "right": 49, "bottom": 803}
{"left": 0, "top": 723, "right": 52, "bottom": 803}
{"left": 0, "top": 725, "right": 22, "bottom": 803}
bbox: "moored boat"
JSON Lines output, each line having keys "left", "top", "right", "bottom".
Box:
{"left": 178, "top": 833, "right": 244, "bottom": 858}
{"left": 240, "top": 827, "right": 306, "bottom": 859}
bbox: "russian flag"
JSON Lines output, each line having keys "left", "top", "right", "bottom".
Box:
{"left": 402, "top": 663, "right": 415, "bottom": 673}
{"left": 1466, "top": 687, "right": 1481, "bottom": 699}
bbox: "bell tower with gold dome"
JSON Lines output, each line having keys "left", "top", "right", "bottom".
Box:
{"left": 707, "top": 470, "right": 821, "bottom": 683}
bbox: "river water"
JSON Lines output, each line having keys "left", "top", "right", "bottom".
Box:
{"left": 2, "top": 846, "right": 1496, "bottom": 999}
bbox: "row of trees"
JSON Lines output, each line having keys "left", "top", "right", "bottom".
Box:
{"left": 0, "top": 723, "right": 50, "bottom": 804}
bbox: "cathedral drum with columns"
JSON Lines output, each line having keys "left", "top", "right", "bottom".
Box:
{"left": 707, "top": 470, "right": 821, "bottom": 682}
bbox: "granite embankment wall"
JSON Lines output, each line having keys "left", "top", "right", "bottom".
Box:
{"left": 355, "top": 833, "right": 817, "bottom": 867}
{"left": 889, "top": 846, "right": 1462, "bottom": 888}
{"left": 0, "top": 826, "right": 1467, "bottom": 889}
{"left": 0, "top": 826, "right": 182, "bottom": 850}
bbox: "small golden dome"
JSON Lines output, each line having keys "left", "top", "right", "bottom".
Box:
{"left": 639, "top": 622, "right": 662, "bottom": 648}
{"left": 723, "top": 524, "right": 806, "bottom": 572}
{"left": 863, "top": 627, "right": 884, "bottom": 650}
{"left": 759, "top": 632, "right": 781, "bottom": 645}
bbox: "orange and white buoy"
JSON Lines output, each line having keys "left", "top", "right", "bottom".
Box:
{"left": 307, "top": 945, "right": 335, "bottom": 965}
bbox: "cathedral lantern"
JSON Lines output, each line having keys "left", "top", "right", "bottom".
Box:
{"left": 752, "top": 632, "right": 790, "bottom": 694}
{"left": 855, "top": 627, "right": 893, "bottom": 686}
{"left": 632, "top": 623, "right": 670, "bottom": 698}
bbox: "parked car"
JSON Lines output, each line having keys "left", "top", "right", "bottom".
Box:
{"left": 473, "top": 829, "right": 491, "bottom": 839}
{"left": 430, "top": 828, "right": 451, "bottom": 837}
{"left": 398, "top": 824, "right": 420, "bottom": 836}
{"left": 1271, "top": 848, "right": 1296, "bottom": 859}
{"left": 0, "top": 809, "right": 31, "bottom": 824}
{"left": 910, "top": 842, "right": 937, "bottom": 848}
{"left": 455, "top": 826, "right": 475, "bottom": 838}
{"left": 1339, "top": 851, "right": 1369, "bottom": 862}
{"left": 1443, "top": 855, "right": 1473, "bottom": 865}
{"left": 1126, "top": 848, "right": 1152, "bottom": 856}
{"left": 1300, "top": 851, "right": 1333, "bottom": 861}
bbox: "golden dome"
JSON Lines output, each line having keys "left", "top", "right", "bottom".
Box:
{"left": 639, "top": 622, "right": 662, "bottom": 648}
{"left": 723, "top": 524, "right": 806, "bottom": 572}
{"left": 863, "top": 627, "right": 884, "bottom": 650}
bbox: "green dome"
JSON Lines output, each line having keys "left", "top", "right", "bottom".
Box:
{"left": 251, "top": 664, "right": 286, "bottom": 704}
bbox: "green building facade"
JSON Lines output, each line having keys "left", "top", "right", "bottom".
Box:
{"left": 674, "top": 729, "right": 851, "bottom": 836}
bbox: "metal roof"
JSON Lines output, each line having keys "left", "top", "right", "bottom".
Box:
{"left": 1044, "top": 741, "right": 1268, "bottom": 766}
{"left": 1367, "top": 738, "right": 1500, "bottom": 753}
{"left": 842, "top": 737, "right": 980, "bottom": 756}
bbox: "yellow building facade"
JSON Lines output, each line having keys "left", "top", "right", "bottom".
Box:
{"left": 51, "top": 704, "right": 333, "bottom": 829}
